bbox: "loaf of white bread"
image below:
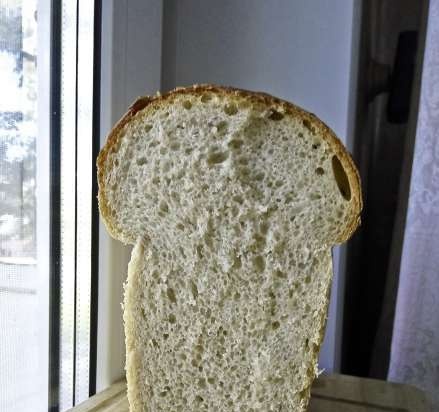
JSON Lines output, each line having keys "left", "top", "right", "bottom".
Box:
{"left": 97, "top": 85, "right": 362, "bottom": 412}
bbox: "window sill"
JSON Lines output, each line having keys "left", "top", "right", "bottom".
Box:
{"left": 66, "top": 374, "right": 427, "bottom": 411}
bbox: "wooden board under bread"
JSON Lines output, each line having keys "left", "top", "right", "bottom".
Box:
{"left": 67, "top": 374, "right": 428, "bottom": 412}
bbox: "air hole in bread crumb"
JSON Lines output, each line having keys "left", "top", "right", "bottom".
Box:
{"left": 272, "top": 321, "right": 280, "bottom": 330}
{"left": 253, "top": 255, "right": 265, "bottom": 273}
{"left": 260, "top": 221, "right": 269, "bottom": 234}
{"left": 216, "top": 120, "right": 228, "bottom": 134}
{"left": 207, "top": 151, "right": 228, "bottom": 165}
{"left": 274, "top": 270, "right": 286, "bottom": 279}
{"left": 254, "top": 172, "right": 265, "bottom": 181}
{"left": 240, "top": 167, "right": 251, "bottom": 177}
{"left": 231, "top": 205, "right": 239, "bottom": 217}
{"left": 268, "top": 109, "right": 284, "bottom": 121}
{"left": 224, "top": 103, "right": 238, "bottom": 116}
{"left": 228, "top": 139, "right": 243, "bottom": 149}
{"left": 136, "top": 157, "right": 147, "bottom": 166}
{"left": 144, "top": 124, "right": 153, "bottom": 132}
{"left": 236, "top": 158, "right": 248, "bottom": 167}
{"left": 159, "top": 201, "right": 169, "bottom": 213}
{"left": 200, "top": 94, "right": 212, "bottom": 103}
{"left": 190, "top": 281, "right": 199, "bottom": 299}
{"left": 167, "top": 287, "right": 177, "bottom": 303}
{"left": 171, "top": 191, "right": 180, "bottom": 203}
{"left": 309, "top": 193, "right": 321, "bottom": 201}
{"left": 315, "top": 167, "right": 325, "bottom": 175}
{"left": 182, "top": 100, "right": 192, "bottom": 110}
{"left": 196, "top": 245, "right": 204, "bottom": 259}
{"left": 332, "top": 155, "right": 351, "bottom": 201}
{"left": 232, "top": 256, "right": 242, "bottom": 269}
{"left": 168, "top": 314, "right": 176, "bottom": 323}
{"left": 170, "top": 142, "right": 180, "bottom": 151}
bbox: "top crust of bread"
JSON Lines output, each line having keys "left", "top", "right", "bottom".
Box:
{"left": 97, "top": 84, "right": 362, "bottom": 246}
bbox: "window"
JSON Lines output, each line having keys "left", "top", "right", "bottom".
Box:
{"left": 57, "top": 0, "right": 100, "bottom": 409}
{"left": 0, "top": 1, "right": 100, "bottom": 411}
{"left": 0, "top": 1, "right": 47, "bottom": 411}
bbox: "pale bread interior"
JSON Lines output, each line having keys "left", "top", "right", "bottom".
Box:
{"left": 98, "top": 86, "right": 361, "bottom": 412}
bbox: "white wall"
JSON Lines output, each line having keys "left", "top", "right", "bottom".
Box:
{"left": 163, "top": 0, "right": 356, "bottom": 141}
{"left": 97, "top": 0, "right": 361, "bottom": 387}
{"left": 162, "top": 0, "right": 361, "bottom": 372}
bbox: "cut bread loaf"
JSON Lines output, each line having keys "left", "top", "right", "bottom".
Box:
{"left": 97, "top": 85, "right": 362, "bottom": 412}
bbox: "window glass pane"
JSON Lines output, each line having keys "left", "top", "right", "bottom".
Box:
{"left": 59, "top": 0, "right": 76, "bottom": 407}
{"left": 0, "top": 0, "right": 48, "bottom": 411}
{"left": 59, "top": 0, "right": 97, "bottom": 408}
{"left": 75, "top": 0, "right": 95, "bottom": 403}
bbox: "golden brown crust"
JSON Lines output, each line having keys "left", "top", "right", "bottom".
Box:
{"left": 97, "top": 84, "right": 362, "bottom": 243}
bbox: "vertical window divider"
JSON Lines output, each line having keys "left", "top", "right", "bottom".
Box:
{"left": 89, "top": 0, "right": 102, "bottom": 397}
{"left": 49, "top": 0, "right": 62, "bottom": 410}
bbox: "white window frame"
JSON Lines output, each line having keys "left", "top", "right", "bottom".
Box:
{"left": 96, "top": 0, "right": 163, "bottom": 392}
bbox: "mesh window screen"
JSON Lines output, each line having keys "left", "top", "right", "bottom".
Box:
{"left": 0, "top": 0, "right": 99, "bottom": 410}
{"left": 0, "top": 1, "right": 49, "bottom": 411}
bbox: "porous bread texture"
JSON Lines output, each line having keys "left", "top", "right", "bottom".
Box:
{"left": 97, "top": 85, "right": 362, "bottom": 412}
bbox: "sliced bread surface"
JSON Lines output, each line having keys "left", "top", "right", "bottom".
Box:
{"left": 97, "top": 85, "right": 362, "bottom": 412}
